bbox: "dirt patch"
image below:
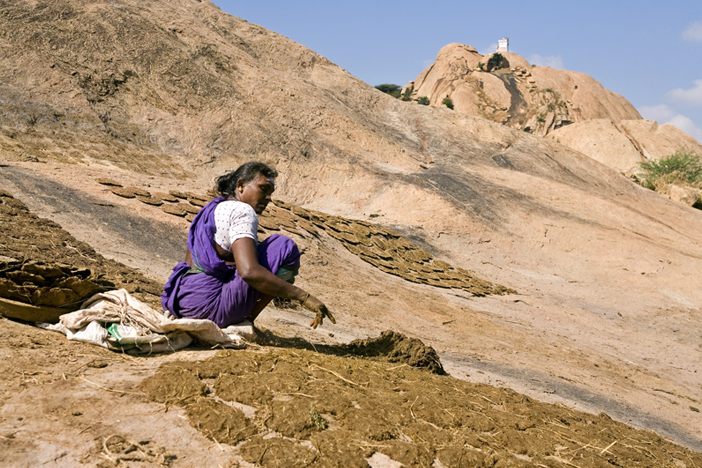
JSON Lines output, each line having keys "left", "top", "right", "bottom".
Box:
{"left": 91, "top": 434, "right": 175, "bottom": 468}
{"left": 0, "top": 316, "right": 125, "bottom": 410}
{"left": 139, "top": 347, "right": 702, "bottom": 468}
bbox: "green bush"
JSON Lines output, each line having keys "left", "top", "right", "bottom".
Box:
{"left": 487, "top": 53, "right": 505, "bottom": 71}
{"left": 401, "top": 88, "right": 413, "bottom": 101}
{"left": 637, "top": 151, "right": 702, "bottom": 190}
{"left": 442, "top": 96, "right": 454, "bottom": 110}
{"left": 375, "top": 84, "right": 402, "bottom": 99}
{"left": 417, "top": 96, "right": 430, "bottom": 105}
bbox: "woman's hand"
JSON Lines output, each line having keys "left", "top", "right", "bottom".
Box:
{"left": 302, "top": 294, "right": 336, "bottom": 329}
{"left": 231, "top": 239, "right": 335, "bottom": 328}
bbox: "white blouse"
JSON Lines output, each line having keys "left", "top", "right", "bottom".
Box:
{"left": 213, "top": 200, "right": 258, "bottom": 251}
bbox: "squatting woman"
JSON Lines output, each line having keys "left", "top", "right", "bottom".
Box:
{"left": 161, "top": 162, "right": 335, "bottom": 329}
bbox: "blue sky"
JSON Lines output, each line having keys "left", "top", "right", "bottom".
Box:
{"left": 213, "top": 1, "right": 702, "bottom": 142}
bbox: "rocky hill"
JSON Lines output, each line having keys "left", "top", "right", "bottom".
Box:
{"left": 403, "top": 44, "right": 641, "bottom": 131}
{"left": 1, "top": 0, "right": 702, "bottom": 465}
{"left": 403, "top": 43, "right": 702, "bottom": 173}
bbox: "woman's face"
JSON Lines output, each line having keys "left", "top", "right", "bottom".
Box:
{"left": 237, "top": 174, "right": 275, "bottom": 214}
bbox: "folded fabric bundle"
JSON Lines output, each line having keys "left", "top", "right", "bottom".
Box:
{"left": 40, "top": 289, "right": 251, "bottom": 353}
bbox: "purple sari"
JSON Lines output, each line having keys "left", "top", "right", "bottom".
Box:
{"left": 161, "top": 197, "right": 301, "bottom": 327}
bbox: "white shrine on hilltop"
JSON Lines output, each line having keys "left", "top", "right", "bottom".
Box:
{"left": 497, "top": 37, "right": 509, "bottom": 52}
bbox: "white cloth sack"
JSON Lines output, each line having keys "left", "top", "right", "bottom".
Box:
{"left": 41, "top": 289, "right": 248, "bottom": 353}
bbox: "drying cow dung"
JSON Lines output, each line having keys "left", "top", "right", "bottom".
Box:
{"left": 152, "top": 192, "right": 179, "bottom": 203}
{"left": 169, "top": 190, "right": 188, "bottom": 199}
{"left": 110, "top": 187, "right": 136, "bottom": 198}
{"left": 0, "top": 192, "right": 162, "bottom": 310}
{"left": 161, "top": 204, "right": 187, "bottom": 217}
{"left": 138, "top": 345, "right": 701, "bottom": 468}
{"left": 96, "top": 178, "right": 122, "bottom": 187}
{"left": 188, "top": 198, "right": 207, "bottom": 208}
{"left": 125, "top": 187, "right": 150, "bottom": 197}
{"left": 137, "top": 195, "right": 163, "bottom": 206}
{"left": 260, "top": 200, "right": 514, "bottom": 296}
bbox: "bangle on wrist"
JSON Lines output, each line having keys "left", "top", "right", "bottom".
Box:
{"left": 301, "top": 292, "right": 310, "bottom": 306}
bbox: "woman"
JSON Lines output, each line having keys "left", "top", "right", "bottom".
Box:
{"left": 161, "top": 162, "right": 335, "bottom": 329}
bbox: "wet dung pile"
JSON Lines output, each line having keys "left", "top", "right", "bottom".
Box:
{"left": 254, "top": 330, "right": 445, "bottom": 374}
{"left": 337, "top": 330, "right": 445, "bottom": 374}
{"left": 0, "top": 190, "right": 163, "bottom": 309}
{"left": 140, "top": 347, "right": 702, "bottom": 468}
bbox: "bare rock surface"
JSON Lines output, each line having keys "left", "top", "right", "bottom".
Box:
{"left": 1, "top": 0, "right": 702, "bottom": 464}
{"left": 618, "top": 120, "right": 702, "bottom": 161}
{"left": 546, "top": 119, "right": 645, "bottom": 172}
{"left": 661, "top": 184, "right": 701, "bottom": 206}
{"left": 548, "top": 119, "right": 702, "bottom": 174}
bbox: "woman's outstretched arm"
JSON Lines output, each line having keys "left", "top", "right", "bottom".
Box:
{"left": 232, "top": 237, "right": 335, "bottom": 328}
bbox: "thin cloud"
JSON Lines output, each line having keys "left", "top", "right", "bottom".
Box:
{"left": 681, "top": 20, "right": 702, "bottom": 42}
{"left": 529, "top": 54, "right": 563, "bottom": 69}
{"left": 640, "top": 104, "right": 702, "bottom": 142}
{"left": 639, "top": 104, "right": 676, "bottom": 122}
{"left": 667, "top": 80, "right": 702, "bottom": 107}
{"left": 479, "top": 43, "right": 498, "bottom": 55}
{"left": 667, "top": 115, "right": 702, "bottom": 142}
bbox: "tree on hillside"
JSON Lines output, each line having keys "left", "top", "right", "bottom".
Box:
{"left": 401, "top": 88, "right": 413, "bottom": 101}
{"left": 375, "top": 84, "right": 402, "bottom": 99}
{"left": 486, "top": 52, "right": 508, "bottom": 72}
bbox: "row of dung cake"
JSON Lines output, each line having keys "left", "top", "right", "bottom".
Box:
{"left": 259, "top": 200, "right": 513, "bottom": 296}
{"left": 97, "top": 178, "right": 211, "bottom": 223}
{"left": 0, "top": 190, "right": 168, "bottom": 309}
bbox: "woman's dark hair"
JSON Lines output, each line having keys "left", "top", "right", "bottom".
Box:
{"left": 216, "top": 162, "right": 278, "bottom": 197}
